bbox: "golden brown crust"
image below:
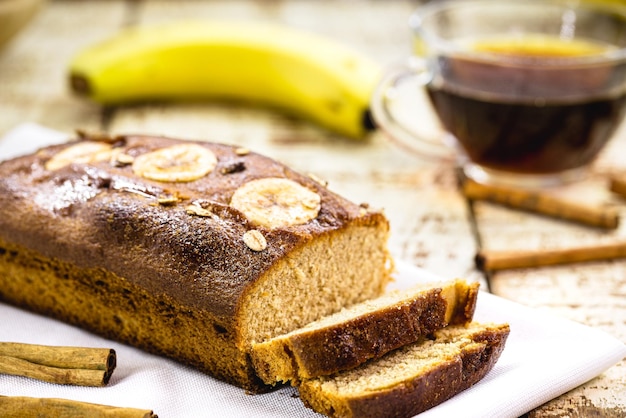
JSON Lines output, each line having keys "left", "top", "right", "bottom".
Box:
{"left": 0, "top": 135, "right": 383, "bottom": 320}
{"left": 450, "top": 279, "right": 480, "bottom": 325}
{"left": 298, "top": 323, "right": 510, "bottom": 418}
{"left": 0, "top": 221, "right": 269, "bottom": 391}
{"left": 0, "top": 134, "right": 390, "bottom": 392}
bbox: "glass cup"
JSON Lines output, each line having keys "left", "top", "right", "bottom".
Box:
{"left": 371, "top": 0, "right": 626, "bottom": 188}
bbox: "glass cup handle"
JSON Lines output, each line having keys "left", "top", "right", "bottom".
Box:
{"left": 370, "top": 57, "right": 454, "bottom": 161}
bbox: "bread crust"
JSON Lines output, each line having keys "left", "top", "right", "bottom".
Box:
{"left": 298, "top": 323, "right": 510, "bottom": 418}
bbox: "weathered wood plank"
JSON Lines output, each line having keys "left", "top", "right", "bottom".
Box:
{"left": 0, "top": 0, "right": 129, "bottom": 136}
{"left": 476, "top": 99, "right": 626, "bottom": 417}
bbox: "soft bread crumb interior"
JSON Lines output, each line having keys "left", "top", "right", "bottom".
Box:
{"left": 314, "top": 323, "right": 493, "bottom": 395}
{"left": 284, "top": 283, "right": 439, "bottom": 332}
{"left": 321, "top": 340, "right": 466, "bottom": 394}
{"left": 239, "top": 225, "right": 391, "bottom": 347}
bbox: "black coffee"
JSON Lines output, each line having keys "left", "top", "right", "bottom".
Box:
{"left": 426, "top": 37, "right": 626, "bottom": 174}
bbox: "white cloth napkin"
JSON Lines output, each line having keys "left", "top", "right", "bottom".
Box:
{"left": 1, "top": 123, "right": 625, "bottom": 418}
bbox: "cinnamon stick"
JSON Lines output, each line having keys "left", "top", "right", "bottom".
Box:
{"left": 0, "top": 395, "right": 156, "bottom": 418}
{"left": 0, "top": 342, "right": 115, "bottom": 386}
{"left": 462, "top": 180, "right": 619, "bottom": 229}
{"left": 476, "top": 241, "right": 626, "bottom": 271}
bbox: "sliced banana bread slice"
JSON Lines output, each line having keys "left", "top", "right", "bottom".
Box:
{"left": 251, "top": 279, "right": 479, "bottom": 384}
{"left": 298, "top": 322, "right": 510, "bottom": 418}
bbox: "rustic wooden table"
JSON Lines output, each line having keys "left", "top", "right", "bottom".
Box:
{"left": 1, "top": 0, "right": 624, "bottom": 416}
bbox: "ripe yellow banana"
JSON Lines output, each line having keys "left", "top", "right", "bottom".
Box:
{"left": 68, "top": 20, "right": 382, "bottom": 139}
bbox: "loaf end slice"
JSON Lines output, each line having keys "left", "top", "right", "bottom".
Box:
{"left": 298, "top": 322, "right": 510, "bottom": 418}
{"left": 251, "top": 279, "right": 479, "bottom": 385}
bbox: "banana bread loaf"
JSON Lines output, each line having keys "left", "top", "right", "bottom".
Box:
{"left": 251, "top": 279, "right": 479, "bottom": 385}
{"left": 0, "top": 133, "right": 392, "bottom": 392}
{"left": 298, "top": 322, "right": 510, "bottom": 418}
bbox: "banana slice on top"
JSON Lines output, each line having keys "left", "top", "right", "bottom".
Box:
{"left": 45, "top": 141, "right": 114, "bottom": 171}
{"left": 132, "top": 144, "right": 217, "bottom": 182}
{"left": 230, "top": 177, "right": 321, "bottom": 229}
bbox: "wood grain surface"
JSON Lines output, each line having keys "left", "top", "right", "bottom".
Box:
{"left": 0, "top": 1, "right": 624, "bottom": 416}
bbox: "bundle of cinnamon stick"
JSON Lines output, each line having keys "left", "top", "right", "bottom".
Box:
{"left": 463, "top": 177, "right": 626, "bottom": 271}
{"left": 0, "top": 342, "right": 115, "bottom": 386}
{"left": 0, "top": 342, "right": 158, "bottom": 416}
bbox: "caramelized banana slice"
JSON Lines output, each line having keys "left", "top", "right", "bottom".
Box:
{"left": 230, "top": 177, "right": 321, "bottom": 229}
{"left": 132, "top": 144, "right": 217, "bottom": 182}
{"left": 45, "top": 142, "right": 114, "bottom": 171}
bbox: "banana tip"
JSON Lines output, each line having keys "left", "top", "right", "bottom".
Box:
{"left": 362, "top": 108, "right": 377, "bottom": 132}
